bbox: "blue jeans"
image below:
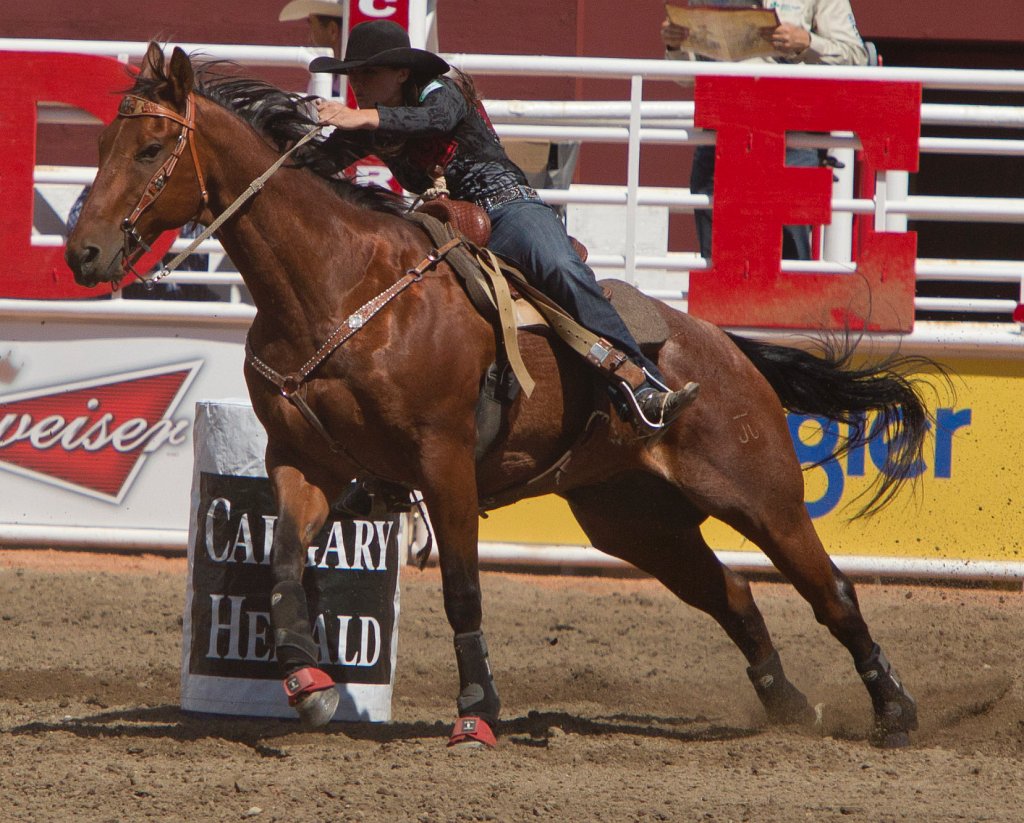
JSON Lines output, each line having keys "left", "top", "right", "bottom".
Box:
{"left": 691, "top": 144, "right": 818, "bottom": 261}
{"left": 486, "top": 197, "right": 664, "bottom": 384}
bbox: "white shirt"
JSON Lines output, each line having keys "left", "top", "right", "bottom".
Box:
{"left": 668, "top": 0, "right": 868, "bottom": 67}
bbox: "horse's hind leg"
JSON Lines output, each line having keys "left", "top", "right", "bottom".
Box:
{"left": 265, "top": 457, "right": 338, "bottom": 727}
{"left": 565, "top": 475, "right": 815, "bottom": 728}
{"left": 739, "top": 504, "right": 918, "bottom": 747}
{"left": 690, "top": 423, "right": 917, "bottom": 746}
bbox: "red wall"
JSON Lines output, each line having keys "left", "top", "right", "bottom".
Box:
{"left": 7, "top": 1, "right": 1022, "bottom": 63}
{"left": 854, "top": 0, "right": 1024, "bottom": 44}
{"left": 4, "top": 1, "right": 299, "bottom": 46}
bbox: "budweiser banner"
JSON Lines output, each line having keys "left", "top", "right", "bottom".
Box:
{"left": 181, "top": 400, "right": 401, "bottom": 721}
{"left": 0, "top": 320, "right": 252, "bottom": 545}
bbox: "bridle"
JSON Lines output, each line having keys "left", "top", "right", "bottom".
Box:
{"left": 115, "top": 92, "right": 209, "bottom": 282}
{"left": 112, "top": 90, "right": 325, "bottom": 290}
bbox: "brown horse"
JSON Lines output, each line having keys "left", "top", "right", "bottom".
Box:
{"left": 67, "top": 43, "right": 929, "bottom": 748}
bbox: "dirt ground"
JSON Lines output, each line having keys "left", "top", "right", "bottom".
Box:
{"left": 0, "top": 549, "right": 1021, "bottom": 823}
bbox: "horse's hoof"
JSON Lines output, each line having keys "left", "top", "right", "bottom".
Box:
{"left": 782, "top": 698, "right": 818, "bottom": 727}
{"left": 283, "top": 667, "right": 339, "bottom": 728}
{"left": 447, "top": 715, "right": 497, "bottom": 749}
{"left": 748, "top": 651, "right": 815, "bottom": 727}
{"left": 294, "top": 685, "right": 340, "bottom": 728}
{"left": 870, "top": 728, "right": 912, "bottom": 749}
{"left": 761, "top": 684, "right": 816, "bottom": 727}
{"left": 446, "top": 739, "right": 487, "bottom": 753}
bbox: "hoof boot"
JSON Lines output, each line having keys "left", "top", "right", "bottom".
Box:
{"left": 871, "top": 728, "right": 912, "bottom": 749}
{"left": 447, "top": 715, "right": 497, "bottom": 749}
{"left": 283, "top": 666, "right": 339, "bottom": 728}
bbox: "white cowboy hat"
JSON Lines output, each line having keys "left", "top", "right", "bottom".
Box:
{"left": 278, "top": 0, "right": 343, "bottom": 22}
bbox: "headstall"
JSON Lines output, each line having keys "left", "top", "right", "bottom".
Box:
{"left": 115, "top": 93, "right": 209, "bottom": 281}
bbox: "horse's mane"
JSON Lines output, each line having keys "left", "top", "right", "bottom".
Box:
{"left": 126, "top": 60, "right": 408, "bottom": 216}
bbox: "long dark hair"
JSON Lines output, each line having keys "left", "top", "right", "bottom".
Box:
{"left": 400, "top": 66, "right": 479, "bottom": 107}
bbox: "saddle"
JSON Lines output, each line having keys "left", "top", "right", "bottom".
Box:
{"left": 414, "top": 194, "right": 590, "bottom": 263}
{"left": 408, "top": 205, "right": 671, "bottom": 473}
{"left": 415, "top": 197, "right": 492, "bottom": 249}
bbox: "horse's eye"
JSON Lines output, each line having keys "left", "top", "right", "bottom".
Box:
{"left": 135, "top": 143, "right": 163, "bottom": 162}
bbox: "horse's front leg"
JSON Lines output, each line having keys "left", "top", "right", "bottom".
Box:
{"left": 421, "top": 453, "right": 500, "bottom": 748}
{"left": 265, "top": 456, "right": 337, "bottom": 727}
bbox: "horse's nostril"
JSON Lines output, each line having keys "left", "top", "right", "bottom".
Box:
{"left": 66, "top": 243, "right": 103, "bottom": 281}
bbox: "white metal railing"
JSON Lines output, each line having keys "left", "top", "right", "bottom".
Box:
{"left": 455, "top": 53, "right": 1024, "bottom": 330}
{"left": 6, "top": 40, "right": 1024, "bottom": 578}
{"left": 13, "top": 39, "right": 1024, "bottom": 336}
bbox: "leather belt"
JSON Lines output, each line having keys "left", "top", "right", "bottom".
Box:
{"left": 475, "top": 185, "right": 540, "bottom": 212}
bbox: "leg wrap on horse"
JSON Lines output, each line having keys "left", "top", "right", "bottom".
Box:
{"left": 856, "top": 643, "right": 918, "bottom": 746}
{"left": 746, "top": 650, "right": 814, "bottom": 725}
{"left": 270, "top": 581, "right": 319, "bottom": 675}
{"left": 454, "top": 630, "right": 501, "bottom": 727}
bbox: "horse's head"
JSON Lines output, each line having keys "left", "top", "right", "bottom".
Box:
{"left": 66, "top": 42, "right": 208, "bottom": 287}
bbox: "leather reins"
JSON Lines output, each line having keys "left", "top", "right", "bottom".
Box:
{"left": 110, "top": 93, "right": 480, "bottom": 481}
{"left": 115, "top": 93, "right": 209, "bottom": 282}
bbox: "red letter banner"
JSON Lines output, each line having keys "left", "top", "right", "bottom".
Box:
{"left": 0, "top": 52, "right": 176, "bottom": 299}
{"left": 687, "top": 77, "right": 921, "bottom": 332}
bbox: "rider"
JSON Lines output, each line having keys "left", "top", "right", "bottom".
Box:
{"left": 310, "top": 20, "right": 699, "bottom": 433}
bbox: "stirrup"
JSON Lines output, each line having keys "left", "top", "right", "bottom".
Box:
{"left": 618, "top": 380, "right": 699, "bottom": 433}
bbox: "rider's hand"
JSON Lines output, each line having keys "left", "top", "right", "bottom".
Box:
{"left": 313, "top": 98, "right": 380, "bottom": 130}
{"left": 660, "top": 19, "right": 689, "bottom": 51}
{"left": 770, "top": 23, "right": 811, "bottom": 57}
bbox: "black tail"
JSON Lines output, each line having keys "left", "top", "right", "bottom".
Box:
{"left": 728, "top": 332, "right": 946, "bottom": 517}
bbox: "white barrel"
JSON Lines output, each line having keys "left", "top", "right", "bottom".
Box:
{"left": 180, "top": 399, "right": 401, "bottom": 721}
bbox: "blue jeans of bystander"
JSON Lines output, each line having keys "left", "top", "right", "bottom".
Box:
{"left": 690, "top": 144, "right": 819, "bottom": 262}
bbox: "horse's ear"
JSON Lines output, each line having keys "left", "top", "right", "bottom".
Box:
{"left": 167, "top": 47, "right": 195, "bottom": 107}
{"left": 139, "top": 41, "right": 165, "bottom": 79}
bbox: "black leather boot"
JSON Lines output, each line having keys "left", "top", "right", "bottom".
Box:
{"left": 590, "top": 341, "right": 699, "bottom": 434}
{"left": 634, "top": 381, "right": 700, "bottom": 429}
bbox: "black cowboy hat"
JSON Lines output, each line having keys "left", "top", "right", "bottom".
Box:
{"left": 309, "top": 20, "right": 449, "bottom": 79}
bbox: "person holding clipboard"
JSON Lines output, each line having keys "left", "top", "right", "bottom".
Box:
{"left": 661, "top": 0, "right": 868, "bottom": 261}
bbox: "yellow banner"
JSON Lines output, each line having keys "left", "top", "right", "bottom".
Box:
{"left": 479, "top": 358, "right": 1024, "bottom": 563}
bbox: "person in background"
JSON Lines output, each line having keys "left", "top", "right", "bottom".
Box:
{"left": 312, "top": 20, "right": 700, "bottom": 433}
{"left": 277, "top": 1, "right": 441, "bottom": 69}
{"left": 278, "top": 0, "right": 344, "bottom": 59}
{"left": 661, "top": 0, "right": 868, "bottom": 261}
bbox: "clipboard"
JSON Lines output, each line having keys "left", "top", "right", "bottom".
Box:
{"left": 665, "top": 4, "right": 780, "bottom": 62}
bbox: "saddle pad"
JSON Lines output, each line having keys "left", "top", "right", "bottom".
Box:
{"left": 514, "top": 278, "right": 670, "bottom": 348}
{"left": 600, "top": 279, "right": 670, "bottom": 347}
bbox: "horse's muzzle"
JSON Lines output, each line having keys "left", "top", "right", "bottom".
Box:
{"left": 65, "top": 241, "right": 122, "bottom": 287}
